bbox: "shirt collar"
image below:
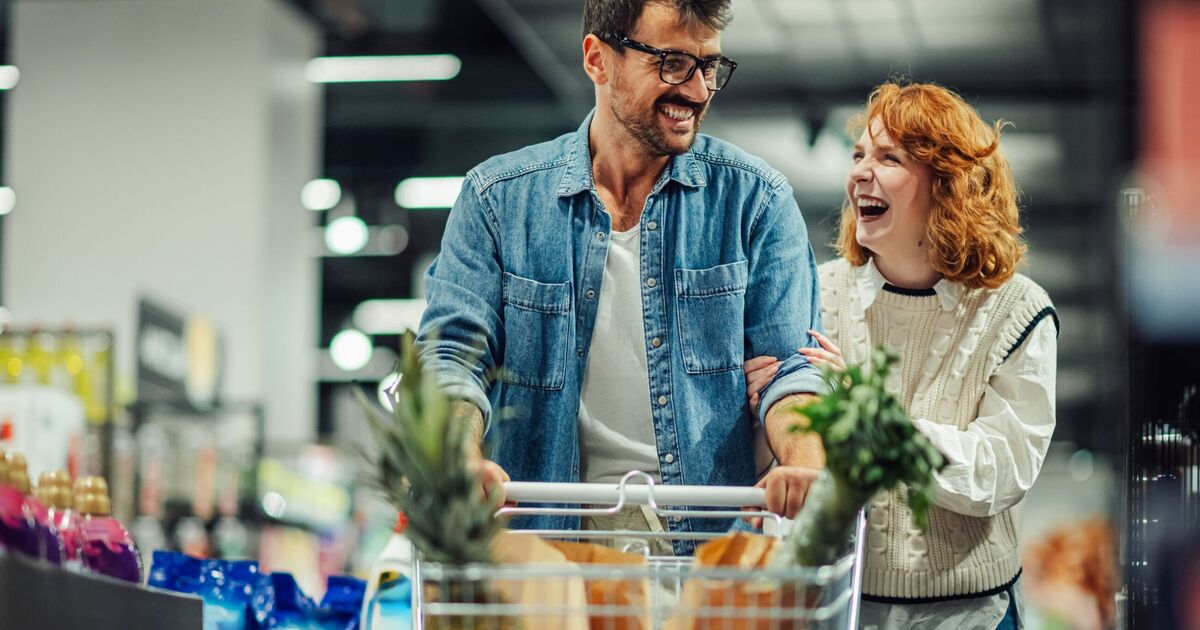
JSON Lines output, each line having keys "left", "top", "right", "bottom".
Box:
{"left": 556, "top": 109, "right": 707, "bottom": 197}
{"left": 853, "top": 257, "right": 963, "bottom": 311}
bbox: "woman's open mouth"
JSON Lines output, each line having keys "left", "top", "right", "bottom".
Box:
{"left": 857, "top": 195, "right": 890, "bottom": 220}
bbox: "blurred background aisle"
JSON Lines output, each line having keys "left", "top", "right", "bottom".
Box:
{"left": 0, "top": 1, "right": 1195, "bottom": 628}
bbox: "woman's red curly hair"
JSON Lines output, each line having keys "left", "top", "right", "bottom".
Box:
{"left": 837, "top": 82, "right": 1027, "bottom": 289}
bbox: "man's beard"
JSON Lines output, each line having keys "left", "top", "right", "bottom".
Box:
{"left": 610, "top": 74, "right": 709, "bottom": 157}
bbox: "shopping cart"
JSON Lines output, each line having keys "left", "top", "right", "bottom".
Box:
{"left": 409, "top": 471, "right": 867, "bottom": 630}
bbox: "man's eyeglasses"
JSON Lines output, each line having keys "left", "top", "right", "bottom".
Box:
{"left": 605, "top": 34, "right": 737, "bottom": 92}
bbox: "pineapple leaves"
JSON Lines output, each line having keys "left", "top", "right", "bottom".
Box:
{"left": 354, "top": 330, "right": 506, "bottom": 565}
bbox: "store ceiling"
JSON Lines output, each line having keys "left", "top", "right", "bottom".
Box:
{"left": 294, "top": 0, "right": 1127, "bottom": 206}
{"left": 291, "top": 0, "right": 1133, "bottom": 448}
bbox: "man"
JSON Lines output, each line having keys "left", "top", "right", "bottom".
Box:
{"left": 417, "top": 0, "right": 825, "bottom": 555}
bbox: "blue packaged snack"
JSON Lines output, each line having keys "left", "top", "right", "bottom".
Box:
{"left": 255, "top": 571, "right": 318, "bottom": 629}
{"left": 198, "top": 559, "right": 262, "bottom": 630}
{"left": 316, "top": 575, "right": 366, "bottom": 630}
{"left": 148, "top": 550, "right": 203, "bottom": 594}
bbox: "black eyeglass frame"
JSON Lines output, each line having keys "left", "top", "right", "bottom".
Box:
{"left": 604, "top": 34, "right": 737, "bottom": 91}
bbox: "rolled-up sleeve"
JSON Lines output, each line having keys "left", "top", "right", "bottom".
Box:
{"left": 743, "top": 179, "right": 827, "bottom": 425}
{"left": 911, "top": 318, "right": 1058, "bottom": 517}
{"left": 416, "top": 174, "right": 504, "bottom": 429}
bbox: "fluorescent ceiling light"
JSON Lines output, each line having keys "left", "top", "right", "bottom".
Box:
{"left": 305, "top": 55, "right": 461, "bottom": 83}
{"left": 329, "top": 329, "right": 373, "bottom": 372}
{"left": 301, "top": 179, "right": 341, "bottom": 211}
{"left": 325, "top": 216, "right": 369, "bottom": 255}
{"left": 395, "top": 176, "right": 464, "bottom": 209}
{"left": 0, "top": 66, "right": 19, "bottom": 90}
{"left": 0, "top": 187, "right": 14, "bottom": 216}
{"left": 353, "top": 299, "right": 428, "bottom": 335}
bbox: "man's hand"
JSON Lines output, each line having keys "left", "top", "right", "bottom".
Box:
{"left": 744, "top": 466, "right": 821, "bottom": 529}
{"left": 450, "top": 399, "right": 512, "bottom": 506}
{"left": 469, "top": 458, "right": 511, "bottom": 505}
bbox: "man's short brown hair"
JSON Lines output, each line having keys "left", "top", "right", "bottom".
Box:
{"left": 582, "top": 0, "right": 732, "bottom": 41}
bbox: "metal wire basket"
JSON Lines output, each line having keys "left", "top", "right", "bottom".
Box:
{"left": 411, "top": 471, "right": 866, "bottom": 630}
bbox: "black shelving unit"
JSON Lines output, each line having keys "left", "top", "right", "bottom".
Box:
{"left": 0, "top": 552, "right": 202, "bottom": 630}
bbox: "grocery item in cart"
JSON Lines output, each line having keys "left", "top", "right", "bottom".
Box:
{"left": 486, "top": 531, "right": 589, "bottom": 630}
{"left": 546, "top": 540, "right": 652, "bottom": 630}
{"left": 668, "top": 532, "right": 807, "bottom": 630}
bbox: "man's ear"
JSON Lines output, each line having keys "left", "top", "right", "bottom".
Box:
{"left": 582, "top": 34, "right": 610, "bottom": 86}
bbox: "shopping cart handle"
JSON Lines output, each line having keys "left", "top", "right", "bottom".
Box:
{"left": 501, "top": 480, "right": 767, "bottom": 509}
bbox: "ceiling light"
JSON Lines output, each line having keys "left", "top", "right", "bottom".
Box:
{"left": 305, "top": 55, "right": 461, "bottom": 83}
{"left": 301, "top": 179, "right": 341, "bottom": 211}
{"left": 330, "top": 329, "right": 373, "bottom": 372}
{"left": 395, "top": 176, "right": 464, "bottom": 209}
{"left": 352, "top": 299, "right": 428, "bottom": 335}
{"left": 0, "top": 67, "right": 19, "bottom": 90}
{"left": 325, "top": 216, "right": 369, "bottom": 255}
{"left": 0, "top": 188, "right": 13, "bottom": 216}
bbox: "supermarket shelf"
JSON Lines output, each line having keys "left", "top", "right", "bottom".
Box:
{"left": 0, "top": 552, "right": 202, "bottom": 630}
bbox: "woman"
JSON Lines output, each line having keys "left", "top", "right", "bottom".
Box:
{"left": 747, "top": 82, "right": 1058, "bottom": 629}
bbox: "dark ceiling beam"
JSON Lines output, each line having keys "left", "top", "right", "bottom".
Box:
{"left": 473, "top": 0, "right": 593, "bottom": 119}
{"left": 286, "top": 0, "right": 374, "bottom": 39}
{"left": 324, "top": 99, "right": 577, "bottom": 130}
{"left": 714, "top": 82, "right": 1130, "bottom": 107}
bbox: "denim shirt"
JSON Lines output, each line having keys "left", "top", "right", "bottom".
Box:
{"left": 417, "top": 112, "right": 825, "bottom": 554}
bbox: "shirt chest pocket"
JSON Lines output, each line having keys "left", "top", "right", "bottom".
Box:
{"left": 500, "top": 272, "right": 571, "bottom": 390}
{"left": 674, "top": 260, "right": 747, "bottom": 374}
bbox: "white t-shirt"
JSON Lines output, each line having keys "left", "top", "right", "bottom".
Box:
{"left": 577, "top": 226, "right": 660, "bottom": 483}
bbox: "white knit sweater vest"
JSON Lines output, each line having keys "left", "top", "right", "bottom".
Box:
{"left": 819, "top": 258, "right": 1055, "bottom": 600}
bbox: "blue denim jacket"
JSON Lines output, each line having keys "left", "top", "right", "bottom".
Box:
{"left": 418, "top": 112, "right": 825, "bottom": 554}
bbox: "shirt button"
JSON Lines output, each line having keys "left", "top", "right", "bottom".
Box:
{"left": 585, "top": 289, "right": 596, "bottom": 300}
{"left": 658, "top": 395, "right": 668, "bottom": 407}
{"left": 664, "top": 453, "right": 674, "bottom": 464}
{"left": 651, "top": 337, "right": 662, "bottom": 348}
{"left": 647, "top": 221, "right": 658, "bottom": 231}
{"left": 646, "top": 277, "right": 657, "bottom": 288}
{"left": 596, "top": 232, "right": 606, "bottom": 241}
{"left": 577, "top": 349, "right": 584, "bottom": 357}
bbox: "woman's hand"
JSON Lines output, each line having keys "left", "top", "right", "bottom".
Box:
{"left": 744, "top": 355, "right": 781, "bottom": 414}
{"left": 799, "top": 329, "right": 845, "bottom": 371}
{"left": 745, "top": 331, "right": 845, "bottom": 413}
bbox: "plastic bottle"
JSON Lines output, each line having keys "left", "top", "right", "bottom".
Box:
{"left": 361, "top": 512, "right": 414, "bottom": 630}
{"left": 5, "top": 454, "right": 65, "bottom": 564}
{"left": 0, "top": 451, "right": 39, "bottom": 557}
{"left": 74, "top": 476, "right": 143, "bottom": 583}
{"left": 39, "top": 470, "right": 82, "bottom": 569}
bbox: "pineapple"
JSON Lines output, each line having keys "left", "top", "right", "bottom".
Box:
{"left": 357, "top": 331, "right": 512, "bottom": 629}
